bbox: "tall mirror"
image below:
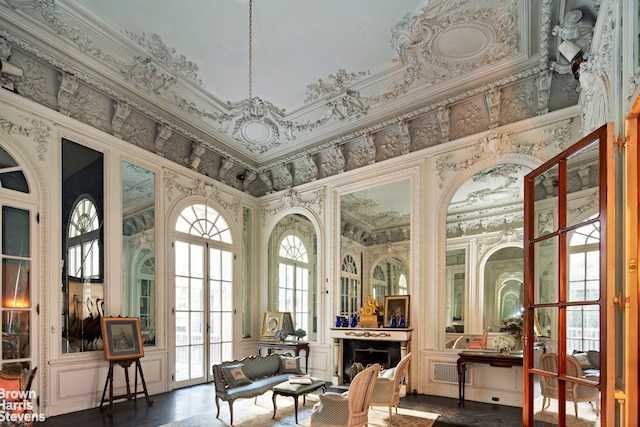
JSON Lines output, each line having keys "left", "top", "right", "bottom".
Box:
{"left": 339, "top": 179, "right": 411, "bottom": 320}
{"left": 267, "top": 214, "right": 317, "bottom": 341}
{"left": 61, "top": 139, "right": 104, "bottom": 353}
{"left": 122, "top": 161, "right": 156, "bottom": 346}
{"left": 445, "top": 164, "right": 529, "bottom": 337}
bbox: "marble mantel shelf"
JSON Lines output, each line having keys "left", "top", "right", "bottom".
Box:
{"left": 330, "top": 327, "right": 413, "bottom": 385}
{"left": 330, "top": 327, "right": 413, "bottom": 341}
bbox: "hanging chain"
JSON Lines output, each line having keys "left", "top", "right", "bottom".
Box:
{"left": 248, "top": 0, "right": 253, "bottom": 113}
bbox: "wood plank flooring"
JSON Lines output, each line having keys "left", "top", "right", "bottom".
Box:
{"left": 38, "top": 383, "right": 523, "bottom": 426}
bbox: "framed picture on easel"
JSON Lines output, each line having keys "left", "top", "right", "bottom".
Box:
{"left": 101, "top": 317, "right": 144, "bottom": 360}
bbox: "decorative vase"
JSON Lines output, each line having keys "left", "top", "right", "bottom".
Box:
{"left": 350, "top": 314, "right": 359, "bottom": 328}
{"left": 341, "top": 316, "right": 349, "bottom": 327}
{"left": 335, "top": 316, "right": 342, "bottom": 327}
{"left": 390, "top": 315, "right": 397, "bottom": 328}
{"left": 398, "top": 315, "right": 406, "bottom": 328}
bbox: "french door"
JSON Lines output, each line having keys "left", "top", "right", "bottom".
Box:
{"left": 523, "top": 124, "right": 614, "bottom": 426}
{"left": 173, "top": 204, "right": 234, "bottom": 387}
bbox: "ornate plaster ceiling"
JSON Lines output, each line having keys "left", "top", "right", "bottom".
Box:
{"left": 0, "top": 0, "right": 598, "bottom": 196}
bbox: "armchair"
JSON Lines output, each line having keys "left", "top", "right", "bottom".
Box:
{"left": 370, "top": 352, "right": 411, "bottom": 417}
{"left": 310, "top": 363, "right": 380, "bottom": 427}
{"left": 539, "top": 353, "right": 600, "bottom": 417}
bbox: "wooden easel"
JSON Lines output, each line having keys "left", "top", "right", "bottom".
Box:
{"left": 99, "top": 358, "right": 153, "bottom": 414}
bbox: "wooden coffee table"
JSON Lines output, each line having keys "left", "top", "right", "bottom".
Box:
{"left": 272, "top": 378, "right": 327, "bottom": 423}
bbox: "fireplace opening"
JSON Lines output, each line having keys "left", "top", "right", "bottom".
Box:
{"left": 342, "top": 339, "right": 400, "bottom": 383}
{"left": 350, "top": 347, "right": 390, "bottom": 381}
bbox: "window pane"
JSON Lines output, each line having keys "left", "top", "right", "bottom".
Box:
{"left": 2, "top": 207, "right": 29, "bottom": 256}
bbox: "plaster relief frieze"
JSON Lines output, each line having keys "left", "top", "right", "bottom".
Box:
{"left": 628, "top": 68, "right": 640, "bottom": 102}
{"left": 118, "top": 110, "right": 153, "bottom": 148}
{"left": 450, "top": 100, "right": 486, "bottom": 141}
{"left": 374, "top": 122, "right": 410, "bottom": 162}
{"left": 10, "top": 53, "right": 56, "bottom": 110}
{"left": 291, "top": 155, "right": 318, "bottom": 186}
{"left": 500, "top": 79, "right": 537, "bottom": 125}
{"left": 343, "top": 134, "right": 376, "bottom": 171}
{"left": 260, "top": 188, "right": 325, "bottom": 226}
{"left": 164, "top": 170, "right": 240, "bottom": 218}
{"left": 270, "top": 163, "right": 293, "bottom": 192}
{"left": 67, "top": 84, "right": 111, "bottom": 133}
{"left": 317, "top": 145, "right": 345, "bottom": 179}
{"left": 408, "top": 112, "right": 440, "bottom": 151}
{"left": 305, "top": 69, "right": 370, "bottom": 104}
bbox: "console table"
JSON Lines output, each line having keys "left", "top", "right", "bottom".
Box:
{"left": 257, "top": 340, "right": 310, "bottom": 373}
{"left": 457, "top": 350, "right": 523, "bottom": 406}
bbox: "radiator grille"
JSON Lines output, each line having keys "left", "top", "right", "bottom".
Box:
{"left": 432, "top": 362, "right": 471, "bottom": 385}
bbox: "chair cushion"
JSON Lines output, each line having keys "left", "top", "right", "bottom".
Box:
{"left": 222, "top": 364, "right": 252, "bottom": 388}
{"left": 279, "top": 356, "right": 303, "bottom": 374}
{"left": 586, "top": 350, "right": 600, "bottom": 369}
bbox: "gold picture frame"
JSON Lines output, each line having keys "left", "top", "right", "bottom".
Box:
{"left": 261, "top": 311, "right": 294, "bottom": 337}
{"left": 384, "top": 295, "right": 410, "bottom": 327}
{"left": 101, "top": 317, "right": 144, "bottom": 361}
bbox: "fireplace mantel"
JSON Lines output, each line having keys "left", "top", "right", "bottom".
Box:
{"left": 330, "top": 327, "right": 412, "bottom": 385}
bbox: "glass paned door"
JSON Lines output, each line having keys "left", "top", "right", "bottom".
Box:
{"left": 524, "top": 125, "right": 611, "bottom": 426}
{"left": 174, "top": 240, "right": 234, "bottom": 385}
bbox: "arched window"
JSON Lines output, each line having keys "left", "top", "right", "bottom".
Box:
{"left": 277, "top": 234, "right": 309, "bottom": 332}
{"left": 67, "top": 197, "right": 100, "bottom": 280}
{"left": 174, "top": 203, "right": 234, "bottom": 386}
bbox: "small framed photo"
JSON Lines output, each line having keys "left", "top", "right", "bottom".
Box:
{"left": 101, "top": 317, "right": 144, "bottom": 361}
{"left": 384, "top": 295, "right": 410, "bottom": 327}
{"left": 261, "top": 312, "right": 284, "bottom": 337}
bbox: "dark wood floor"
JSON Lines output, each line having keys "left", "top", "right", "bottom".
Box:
{"left": 38, "top": 382, "right": 523, "bottom": 426}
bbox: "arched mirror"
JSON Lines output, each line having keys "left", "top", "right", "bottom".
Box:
{"left": 339, "top": 179, "right": 411, "bottom": 320}
{"left": 121, "top": 161, "right": 156, "bottom": 346}
{"left": 482, "top": 246, "right": 524, "bottom": 331}
{"left": 267, "top": 214, "right": 317, "bottom": 341}
{"left": 445, "top": 164, "right": 529, "bottom": 337}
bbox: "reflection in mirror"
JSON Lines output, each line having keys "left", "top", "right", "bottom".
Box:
{"left": 371, "top": 257, "right": 408, "bottom": 300}
{"left": 445, "top": 249, "right": 465, "bottom": 333}
{"left": 61, "top": 139, "right": 104, "bottom": 353}
{"left": 483, "top": 247, "right": 523, "bottom": 331}
{"left": 340, "top": 179, "right": 411, "bottom": 321}
{"left": 268, "top": 214, "right": 317, "bottom": 340}
{"left": 122, "top": 162, "right": 156, "bottom": 346}
{"left": 446, "top": 164, "right": 530, "bottom": 336}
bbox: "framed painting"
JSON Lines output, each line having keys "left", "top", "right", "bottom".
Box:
{"left": 261, "top": 312, "right": 284, "bottom": 337}
{"left": 384, "top": 295, "right": 410, "bottom": 327}
{"left": 101, "top": 317, "right": 144, "bottom": 360}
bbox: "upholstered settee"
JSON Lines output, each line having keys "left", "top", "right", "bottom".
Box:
{"left": 212, "top": 353, "right": 303, "bottom": 424}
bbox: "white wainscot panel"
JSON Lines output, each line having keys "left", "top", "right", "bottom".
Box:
{"left": 47, "top": 351, "right": 167, "bottom": 417}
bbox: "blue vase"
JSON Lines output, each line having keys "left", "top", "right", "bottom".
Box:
{"left": 390, "top": 315, "right": 397, "bottom": 328}
{"left": 350, "top": 315, "right": 359, "bottom": 328}
{"left": 341, "top": 316, "right": 349, "bottom": 327}
{"left": 398, "top": 315, "right": 406, "bottom": 328}
{"left": 335, "top": 316, "right": 343, "bottom": 327}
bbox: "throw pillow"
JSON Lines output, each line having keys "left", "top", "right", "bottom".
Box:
{"left": 586, "top": 350, "right": 600, "bottom": 369}
{"left": 222, "top": 364, "right": 252, "bottom": 388}
{"left": 279, "top": 356, "right": 302, "bottom": 374}
{"left": 572, "top": 353, "right": 592, "bottom": 369}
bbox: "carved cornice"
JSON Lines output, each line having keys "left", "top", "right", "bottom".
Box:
{"left": 164, "top": 170, "right": 241, "bottom": 218}
{"left": 260, "top": 188, "right": 325, "bottom": 226}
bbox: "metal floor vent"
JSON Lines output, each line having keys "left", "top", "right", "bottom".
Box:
{"left": 432, "top": 362, "right": 471, "bottom": 385}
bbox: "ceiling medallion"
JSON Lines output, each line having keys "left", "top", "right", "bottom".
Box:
{"left": 432, "top": 23, "right": 493, "bottom": 61}
{"left": 241, "top": 119, "right": 273, "bottom": 144}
